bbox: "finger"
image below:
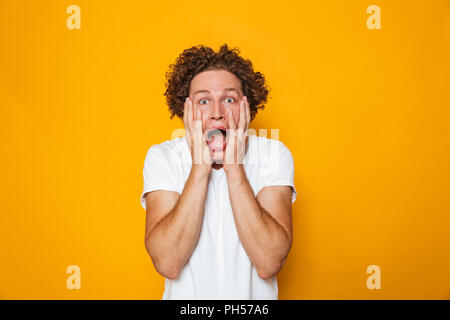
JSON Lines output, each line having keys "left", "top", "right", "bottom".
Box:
{"left": 188, "top": 98, "right": 195, "bottom": 131}
{"left": 189, "top": 100, "right": 202, "bottom": 163}
{"left": 228, "top": 110, "right": 236, "bottom": 130}
{"left": 183, "top": 99, "right": 192, "bottom": 140}
{"left": 244, "top": 96, "right": 250, "bottom": 130}
{"left": 192, "top": 101, "right": 203, "bottom": 135}
{"left": 193, "top": 99, "right": 200, "bottom": 122}
{"left": 185, "top": 98, "right": 189, "bottom": 124}
{"left": 191, "top": 101, "right": 203, "bottom": 148}
{"left": 238, "top": 97, "right": 246, "bottom": 131}
{"left": 187, "top": 98, "right": 192, "bottom": 122}
{"left": 193, "top": 103, "right": 202, "bottom": 130}
{"left": 183, "top": 98, "right": 188, "bottom": 127}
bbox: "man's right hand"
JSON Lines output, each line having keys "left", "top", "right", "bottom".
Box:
{"left": 145, "top": 100, "right": 212, "bottom": 278}
{"left": 183, "top": 97, "right": 212, "bottom": 174}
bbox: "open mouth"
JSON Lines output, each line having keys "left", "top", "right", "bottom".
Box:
{"left": 206, "top": 128, "right": 227, "bottom": 151}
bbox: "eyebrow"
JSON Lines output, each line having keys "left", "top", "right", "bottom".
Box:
{"left": 193, "top": 88, "right": 240, "bottom": 95}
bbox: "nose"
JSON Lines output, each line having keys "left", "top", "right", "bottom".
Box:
{"left": 210, "top": 101, "right": 225, "bottom": 121}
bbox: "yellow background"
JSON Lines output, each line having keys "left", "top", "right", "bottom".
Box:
{"left": 1, "top": 0, "right": 449, "bottom": 299}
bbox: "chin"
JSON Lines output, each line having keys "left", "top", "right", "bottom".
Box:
{"left": 211, "top": 149, "right": 224, "bottom": 163}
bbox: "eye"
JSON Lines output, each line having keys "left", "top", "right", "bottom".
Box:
{"left": 199, "top": 99, "right": 208, "bottom": 105}
{"left": 224, "top": 97, "right": 235, "bottom": 103}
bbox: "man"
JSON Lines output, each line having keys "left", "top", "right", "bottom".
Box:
{"left": 140, "top": 44, "right": 297, "bottom": 299}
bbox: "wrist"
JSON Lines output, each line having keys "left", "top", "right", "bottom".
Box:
{"left": 224, "top": 164, "right": 245, "bottom": 181}
{"left": 191, "top": 164, "right": 211, "bottom": 179}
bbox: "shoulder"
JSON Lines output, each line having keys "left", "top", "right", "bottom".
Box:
{"left": 147, "top": 136, "right": 187, "bottom": 153}
{"left": 145, "top": 136, "right": 189, "bottom": 165}
{"left": 247, "top": 135, "right": 294, "bottom": 175}
{"left": 250, "top": 135, "right": 293, "bottom": 158}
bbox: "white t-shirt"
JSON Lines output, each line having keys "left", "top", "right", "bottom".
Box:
{"left": 140, "top": 134, "right": 297, "bottom": 299}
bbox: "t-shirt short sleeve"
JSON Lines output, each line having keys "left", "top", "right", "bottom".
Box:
{"left": 140, "top": 145, "right": 179, "bottom": 210}
{"left": 259, "top": 140, "right": 297, "bottom": 203}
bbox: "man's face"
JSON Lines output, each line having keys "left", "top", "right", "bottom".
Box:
{"left": 188, "top": 70, "right": 244, "bottom": 162}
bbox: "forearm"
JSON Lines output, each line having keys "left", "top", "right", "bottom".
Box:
{"left": 147, "top": 165, "right": 210, "bottom": 277}
{"left": 225, "top": 166, "right": 291, "bottom": 279}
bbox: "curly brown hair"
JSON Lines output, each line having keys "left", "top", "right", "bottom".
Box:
{"left": 164, "top": 44, "right": 270, "bottom": 121}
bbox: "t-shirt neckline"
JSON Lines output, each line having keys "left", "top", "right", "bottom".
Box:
{"left": 211, "top": 167, "right": 224, "bottom": 175}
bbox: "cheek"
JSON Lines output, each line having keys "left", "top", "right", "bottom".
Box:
{"left": 198, "top": 103, "right": 209, "bottom": 111}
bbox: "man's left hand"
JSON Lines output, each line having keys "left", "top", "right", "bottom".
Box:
{"left": 223, "top": 96, "right": 250, "bottom": 172}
